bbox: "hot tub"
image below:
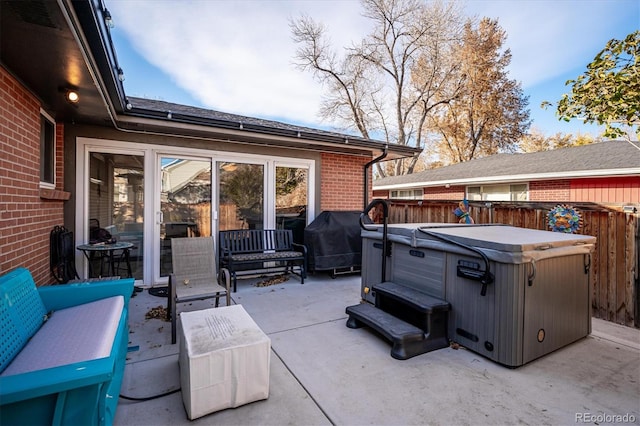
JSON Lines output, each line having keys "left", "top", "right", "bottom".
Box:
{"left": 361, "top": 224, "right": 596, "bottom": 367}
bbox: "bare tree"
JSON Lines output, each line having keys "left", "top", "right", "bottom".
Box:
{"left": 291, "top": 0, "right": 465, "bottom": 177}
{"left": 430, "top": 18, "right": 531, "bottom": 164}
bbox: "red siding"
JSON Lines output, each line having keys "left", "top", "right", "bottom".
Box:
{"left": 376, "top": 176, "right": 639, "bottom": 204}
{"left": 0, "top": 66, "right": 66, "bottom": 285}
{"left": 571, "top": 177, "right": 640, "bottom": 203}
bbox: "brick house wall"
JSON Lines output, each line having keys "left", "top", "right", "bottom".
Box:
{"left": 0, "top": 66, "right": 66, "bottom": 285}
{"left": 320, "top": 152, "right": 370, "bottom": 211}
{"left": 423, "top": 186, "right": 465, "bottom": 200}
{"left": 529, "top": 179, "right": 571, "bottom": 201}
{"left": 372, "top": 189, "right": 389, "bottom": 199}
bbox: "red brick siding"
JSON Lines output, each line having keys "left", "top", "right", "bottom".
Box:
{"left": 571, "top": 177, "right": 640, "bottom": 203}
{"left": 423, "top": 186, "right": 466, "bottom": 200}
{"left": 320, "top": 153, "right": 369, "bottom": 210}
{"left": 529, "top": 179, "right": 571, "bottom": 201}
{"left": 0, "top": 66, "right": 65, "bottom": 285}
{"left": 373, "top": 189, "right": 389, "bottom": 199}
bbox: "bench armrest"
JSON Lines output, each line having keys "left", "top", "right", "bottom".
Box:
{"left": 292, "top": 242, "right": 308, "bottom": 255}
{"left": 38, "top": 278, "right": 134, "bottom": 311}
{"left": 0, "top": 355, "right": 115, "bottom": 404}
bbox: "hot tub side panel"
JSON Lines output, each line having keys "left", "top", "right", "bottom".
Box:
{"left": 521, "top": 254, "right": 591, "bottom": 365}
{"left": 445, "top": 253, "right": 591, "bottom": 367}
{"left": 391, "top": 244, "right": 446, "bottom": 299}
{"left": 445, "top": 255, "right": 527, "bottom": 367}
{"left": 361, "top": 236, "right": 389, "bottom": 303}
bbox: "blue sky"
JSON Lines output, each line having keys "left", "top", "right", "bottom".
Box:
{"left": 107, "top": 0, "right": 639, "bottom": 140}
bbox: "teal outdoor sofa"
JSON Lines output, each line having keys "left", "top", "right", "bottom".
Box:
{"left": 0, "top": 267, "right": 133, "bottom": 426}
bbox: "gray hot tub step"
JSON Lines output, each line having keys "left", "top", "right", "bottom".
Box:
{"left": 346, "top": 302, "right": 447, "bottom": 360}
{"left": 373, "top": 281, "right": 450, "bottom": 313}
{"left": 373, "top": 281, "right": 450, "bottom": 341}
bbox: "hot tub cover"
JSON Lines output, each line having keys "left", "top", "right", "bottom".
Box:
{"left": 362, "top": 223, "right": 596, "bottom": 264}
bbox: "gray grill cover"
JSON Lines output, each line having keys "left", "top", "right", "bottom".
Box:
{"left": 304, "top": 211, "right": 370, "bottom": 271}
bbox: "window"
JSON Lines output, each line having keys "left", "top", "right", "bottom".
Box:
{"left": 467, "top": 183, "right": 528, "bottom": 201}
{"left": 276, "top": 166, "right": 308, "bottom": 244}
{"left": 218, "top": 162, "right": 264, "bottom": 230}
{"left": 390, "top": 189, "right": 423, "bottom": 200}
{"left": 40, "top": 110, "right": 55, "bottom": 187}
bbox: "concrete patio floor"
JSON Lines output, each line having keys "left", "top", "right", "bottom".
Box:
{"left": 115, "top": 273, "right": 640, "bottom": 426}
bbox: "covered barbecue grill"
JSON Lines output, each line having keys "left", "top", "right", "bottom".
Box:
{"left": 304, "top": 211, "right": 370, "bottom": 276}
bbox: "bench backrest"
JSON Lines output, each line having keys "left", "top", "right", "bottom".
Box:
{"left": 0, "top": 267, "right": 47, "bottom": 372}
{"left": 219, "top": 229, "right": 295, "bottom": 255}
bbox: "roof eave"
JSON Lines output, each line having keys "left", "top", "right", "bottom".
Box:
{"left": 114, "top": 112, "right": 420, "bottom": 159}
{"left": 70, "top": 0, "right": 127, "bottom": 114}
{"left": 374, "top": 168, "right": 640, "bottom": 190}
{"left": 68, "top": 0, "right": 420, "bottom": 160}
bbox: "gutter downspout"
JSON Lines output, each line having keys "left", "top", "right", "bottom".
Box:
{"left": 363, "top": 146, "right": 388, "bottom": 210}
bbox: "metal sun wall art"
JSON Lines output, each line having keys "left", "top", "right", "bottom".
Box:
{"left": 548, "top": 204, "right": 583, "bottom": 233}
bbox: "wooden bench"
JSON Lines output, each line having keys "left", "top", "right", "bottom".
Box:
{"left": 219, "top": 229, "right": 307, "bottom": 292}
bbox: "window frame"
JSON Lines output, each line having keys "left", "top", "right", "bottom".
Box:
{"left": 39, "top": 109, "right": 56, "bottom": 188}
{"left": 390, "top": 188, "right": 423, "bottom": 200}
{"left": 466, "top": 183, "right": 529, "bottom": 201}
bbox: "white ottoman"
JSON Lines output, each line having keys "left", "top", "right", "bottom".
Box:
{"left": 179, "top": 305, "right": 271, "bottom": 420}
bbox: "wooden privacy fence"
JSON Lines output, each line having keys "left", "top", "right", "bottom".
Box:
{"left": 386, "top": 200, "right": 640, "bottom": 328}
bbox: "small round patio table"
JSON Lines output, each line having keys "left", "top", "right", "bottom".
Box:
{"left": 77, "top": 241, "right": 134, "bottom": 278}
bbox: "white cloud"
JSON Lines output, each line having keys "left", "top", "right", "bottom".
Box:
{"left": 464, "top": 0, "right": 637, "bottom": 88}
{"left": 108, "top": 0, "right": 638, "bottom": 134}
{"left": 110, "top": 0, "right": 370, "bottom": 126}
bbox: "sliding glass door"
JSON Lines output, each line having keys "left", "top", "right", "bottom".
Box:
{"left": 275, "top": 165, "right": 308, "bottom": 244}
{"left": 157, "top": 156, "right": 212, "bottom": 279}
{"left": 218, "top": 162, "right": 264, "bottom": 231}
{"left": 87, "top": 151, "right": 145, "bottom": 280}
{"left": 79, "top": 138, "right": 314, "bottom": 285}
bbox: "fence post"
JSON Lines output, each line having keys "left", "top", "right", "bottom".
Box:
{"left": 486, "top": 202, "right": 493, "bottom": 223}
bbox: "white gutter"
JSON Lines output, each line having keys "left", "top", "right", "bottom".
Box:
{"left": 374, "top": 168, "right": 640, "bottom": 190}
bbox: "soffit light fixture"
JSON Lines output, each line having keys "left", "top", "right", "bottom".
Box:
{"left": 104, "top": 9, "right": 114, "bottom": 29}
{"left": 66, "top": 90, "right": 79, "bottom": 103}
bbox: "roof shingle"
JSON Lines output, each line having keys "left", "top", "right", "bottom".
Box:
{"left": 375, "top": 140, "right": 640, "bottom": 188}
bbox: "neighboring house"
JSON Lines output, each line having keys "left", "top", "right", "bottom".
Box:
{"left": 0, "top": 0, "right": 418, "bottom": 285}
{"left": 374, "top": 141, "right": 640, "bottom": 206}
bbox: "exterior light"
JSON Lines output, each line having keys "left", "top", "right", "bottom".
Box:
{"left": 104, "top": 9, "right": 114, "bottom": 29}
{"left": 117, "top": 68, "right": 125, "bottom": 82}
{"left": 66, "top": 90, "right": 79, "bottom": 103}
